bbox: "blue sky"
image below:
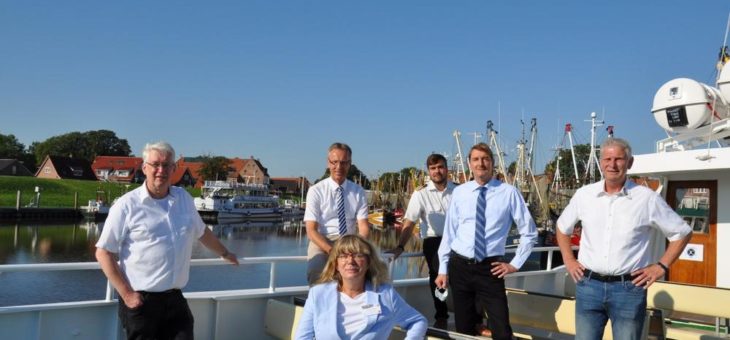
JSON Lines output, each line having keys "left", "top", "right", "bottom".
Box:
{"left": 2, "top": 1, "right": 729, "bottom": 181}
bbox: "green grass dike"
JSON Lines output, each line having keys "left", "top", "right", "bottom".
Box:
{"left": 0, "top": 176, "right": 200, "bottom": 208}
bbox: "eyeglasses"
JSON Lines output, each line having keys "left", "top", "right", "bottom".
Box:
{"left": 328, "top": 159, "right": 351, "bottom": 167}
{"left": 145, "top": 162, "right": 175, "bottom": 171}
{"left": 337, "top": 253, "right": 368, "bottom": 261}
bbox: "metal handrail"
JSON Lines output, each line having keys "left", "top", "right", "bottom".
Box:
{"left": 0, "top": 246, "right": 569, "bottom": 302}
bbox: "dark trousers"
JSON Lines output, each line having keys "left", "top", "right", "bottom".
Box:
{"left": 449, "top": 253, "right": 513, "bottom": 340}
{"left": 118, "top": 289, "right": 194, "bottom": 340}
{"left": 423, "top": 236, "right": 449, "bottom": 320}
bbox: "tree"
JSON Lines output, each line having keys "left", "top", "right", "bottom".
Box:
{"left": 198, "top": 156, "right": 232, "bottom": 181}
{"left": 0, "top": 133, "right": 25, "bottom": 159}
{"left": 85, "top": 130, "right": 132, "bottom": 159}
{"left": 32, "top": 130, "right": 131, "bottom": 164}
{"left": 543, "top": 143, "right": 601, "bottom": 188}
{"left": 0, "top": 133, "right": 37, "bottom": 170}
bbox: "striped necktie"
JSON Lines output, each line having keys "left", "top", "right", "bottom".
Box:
{"left": 474, "top": 186, "right": 487, "bottom": 261}
{"left": 337, "top": 186, "right": 347, "bottom": 235}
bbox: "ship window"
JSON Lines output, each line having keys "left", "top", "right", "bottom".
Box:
{"left": 674, "top": 187, "right": 710, "bottom": 234}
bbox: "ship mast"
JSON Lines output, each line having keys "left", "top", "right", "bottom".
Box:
{"left": 514, "top": 120, "right": 528, "bottom": 191}
{"left": 554, "top": 123, "right": 581, "bottom": 187}
{"left": 452, "top": 130, "right": 468, "bottom": 183}
{"left": 487, "top": 120, "right": 509, "bottom": 183}
{"left": 585, "top": 112, "right": 604, "bottom": 183}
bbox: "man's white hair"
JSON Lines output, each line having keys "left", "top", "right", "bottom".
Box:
{"left": 142, "top": 141, "right": 175, "bottom": 162}
{"left": 601, "top": 138, "right": 632, "bottom": 159}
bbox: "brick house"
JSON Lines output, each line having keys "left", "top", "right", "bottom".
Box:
{"left": 230, "top": 157, "right": 270, "bottom": 185}
{"left": 35, "top": 155, "right": 97, "bottom": 180}
{"left": 270, "top": 176, "right": 310, "bottom": 196}
{"left": 170, "top": 166, "right": 197, "bottom": 187}
{"left": 177, "top": 156, "right": 270, "bottom": 188}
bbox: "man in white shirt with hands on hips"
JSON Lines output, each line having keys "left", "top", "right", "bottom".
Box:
{"left": 387, "top": 153, "right": 456, "bottom": 329}
{"left": 96, "top": 141, "right": 239, "bottom": 340}
{"left": 304, "top": 142, "right": 370, "bottom": 284}
{"left": 556, "top": 137, "right": 692, "bottom": 340}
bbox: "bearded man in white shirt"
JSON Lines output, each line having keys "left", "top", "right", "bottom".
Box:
{"left": 556, "top": 138, "right": 692, "bottom": 340}
{"left": 304, "top": 142, "right": 370, "bottom": 284}
{"left": 96, "top": 141, "right": 239, "bottom": 340}
{"left": 387, "top": 153, "right": 456, "bottom": 329}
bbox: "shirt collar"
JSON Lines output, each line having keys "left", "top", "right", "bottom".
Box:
{"left": 426, "top": 180, "right": 456, "bottom": 192}
{"left": 326, "top": 177, "right": 349, "bottom": 190}
{"left": 468, "top": 178, "right": 499, "bottom": 192}
{"left": 596, "top": 179, "right": 635, "bottom": 198}
{"left": 138, "top": 182, "right": 177, "bottom": 203}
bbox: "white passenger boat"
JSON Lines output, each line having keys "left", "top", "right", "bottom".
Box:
{"left": 194, "top": 180, "right": 282, "bottom": 220}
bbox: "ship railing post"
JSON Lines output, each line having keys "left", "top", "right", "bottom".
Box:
{"left": 546, "top": 249, "right": 553, "bottom": 270}
{"left": 105, "top": 280, "right": 115, "bottom": 301}
{"left": 269, "top": 261, "right": 276, "bottom": 293}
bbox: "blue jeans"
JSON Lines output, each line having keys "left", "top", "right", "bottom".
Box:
{"left": 575, "top": 275, "right": 646, "bottom": 340}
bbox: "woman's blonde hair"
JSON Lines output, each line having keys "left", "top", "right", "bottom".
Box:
{"left": 316, "top": 235, "right": 390, "bottom": 289}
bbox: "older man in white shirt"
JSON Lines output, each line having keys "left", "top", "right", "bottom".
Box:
{"left": 556, "top": 138, "right": 692, "bottom": 340}
{"left": 96, "top": 141, "right": 238, "bottom": 340}
{"left": 304, "top": 142, "right": 370, "bottom": 284}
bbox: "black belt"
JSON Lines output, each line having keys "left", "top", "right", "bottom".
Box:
{"left": 587, "top": 271, "right": 633, "bottom": 282}
{"left": 450, "top": 251, "right": 503, "bottom": 265}
{"left": 139, "top": 288, "right": 182, "bottom": 295}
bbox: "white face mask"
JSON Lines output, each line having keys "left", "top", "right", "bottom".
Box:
{"left": 434, "top": 288, "right": 448, "bottom": 302}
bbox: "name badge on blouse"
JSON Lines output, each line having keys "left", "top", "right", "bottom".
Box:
{"left": 361, "top": 304, "right": 381, "bottom": 316}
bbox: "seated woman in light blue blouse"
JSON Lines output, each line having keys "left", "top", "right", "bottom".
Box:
{"left": 295, "top": 235, "right": 427, "bottom": 340}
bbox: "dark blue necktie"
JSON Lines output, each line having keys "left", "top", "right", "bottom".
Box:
{"left": 337, "top": 186, "right": 347, "bottom": 235}
{"left": 474, "top": 186, "right": 487, "bottom": 260}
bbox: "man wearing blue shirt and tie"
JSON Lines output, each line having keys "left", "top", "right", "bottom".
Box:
{"left": 435, "top": 143, "right": 537, "bottom": 339}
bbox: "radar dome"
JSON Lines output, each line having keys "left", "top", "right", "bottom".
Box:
{"left": 651, "top": 78, "right": 730, "bottom": 133}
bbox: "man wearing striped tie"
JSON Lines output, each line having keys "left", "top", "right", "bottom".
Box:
{"left": 304, "top": 142, "right": 370, "bottom": 284}
{"left": 435, "top": 143, "right": 537, "bottom": 339}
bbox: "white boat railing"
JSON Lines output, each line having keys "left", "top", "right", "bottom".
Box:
{"left": 0, "top": 246, "right": 567, "bottom": 305}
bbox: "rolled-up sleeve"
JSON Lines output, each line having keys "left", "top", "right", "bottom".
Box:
{"left": 650, "top": 193, "right": 692, "bottom": 241}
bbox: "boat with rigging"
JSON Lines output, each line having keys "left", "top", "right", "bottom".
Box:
{"left": 6, "top": 28, "right": 730, "bottom": 340}
{"left": 194, "top": 180, "right": 282, "bottom": 220}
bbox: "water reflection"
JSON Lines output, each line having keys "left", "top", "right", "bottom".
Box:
{"left": 0, "top": 218, "right": 426, "bottom": 306}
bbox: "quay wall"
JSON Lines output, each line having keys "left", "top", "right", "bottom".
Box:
{"left": 0, "top": 207, "right": 82, "bottom": 221}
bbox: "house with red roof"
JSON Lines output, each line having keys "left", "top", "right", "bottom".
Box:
{"left": 91, "top": 156, "right": 145, "bottom": 183}
{"left": 177, "top": 155, "right": 270, "bottom": 188}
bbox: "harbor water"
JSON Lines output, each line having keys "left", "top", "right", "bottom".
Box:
{"left": 0, "top": 218, "right": 430, "bottom": 307}
{"left": 0, "top": 217, "right": 546, "bottom": 307}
